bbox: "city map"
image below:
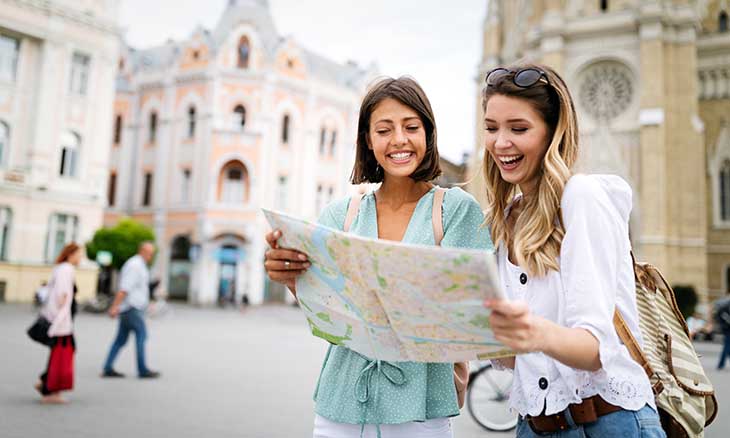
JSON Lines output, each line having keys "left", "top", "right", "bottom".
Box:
{"left": 263, "top": 209, "right": 514, "bottom": 363}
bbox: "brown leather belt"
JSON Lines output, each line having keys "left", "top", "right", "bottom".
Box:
{"left": 526, "top": 395, "right": 622, "bottom": 434}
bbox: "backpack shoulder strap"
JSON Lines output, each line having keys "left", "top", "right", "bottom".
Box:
{"left": 343, "top": 194, "right": 363, "bottom": 232}
{"left": 613, "top": 308, "right": 664, "bottom": 395}
{"left": 432, "top": 187, "right": 446, "bottom": 246}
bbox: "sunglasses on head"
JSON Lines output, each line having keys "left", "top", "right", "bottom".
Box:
{"left": 485, "top": 68, "right": 550, "bottom": 88}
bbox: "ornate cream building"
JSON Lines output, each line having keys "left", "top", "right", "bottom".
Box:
{"left": 105, "top": 0, "right": 373, "bottom": 305}
{"left": 469, "top": 0, "right": 730, "bottom": 300}
{"left": 0, "top": 0, "right": 119, "bottom": 302}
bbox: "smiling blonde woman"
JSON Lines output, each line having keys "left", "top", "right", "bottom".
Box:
{"left": 480, "top": 64, "right": 665, "bottom": 438}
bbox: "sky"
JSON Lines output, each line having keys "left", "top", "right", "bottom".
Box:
{"left": 118, "top": 0, "right": 488, "bottom": 162}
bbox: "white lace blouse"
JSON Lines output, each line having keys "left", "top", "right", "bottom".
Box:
{"left": 494, "top": 174, "right": 655, "bottom": 417}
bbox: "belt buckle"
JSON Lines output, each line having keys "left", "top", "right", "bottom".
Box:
{"left": 526, "top": 416, "right": 548, "bottom": 436}
{"left": 570, "top": 397, "right": 598, "bottom": 424}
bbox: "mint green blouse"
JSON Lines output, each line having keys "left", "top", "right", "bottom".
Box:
{"left": 313, "top": 186, "right": 493, "bottom": 427}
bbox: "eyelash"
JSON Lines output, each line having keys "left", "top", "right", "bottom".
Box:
{"left": 485, "top": 127, "right": 528, "bottom": 133}
{"left": 376, "top": 126, "right": 420, "bottom": 134}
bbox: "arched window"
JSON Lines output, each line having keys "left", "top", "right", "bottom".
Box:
{"left": 720, "top": 160, "right": 730, "bottom": 221}
{"left": 237, "top": 36, "right": 250, "bottom": 69}
{"left": 149, "top": 111, "right": 158, "bottom": 143}
{"left": 282, "top": 114, "right": 290, "bottom": 144}
{"left": 218, "top": 160, "right": 250, "bottom": 204}
{"left": 720, "top": 11, "right": 729, "bottom": 33}
{"left": 59, "top": 131, "right": 80, "bottom": 178}
{"left": 187, "top": 106, "right": 196, "bottom": 138}
{"left": 113, "top": 115, "right": 122, "bottom": 144}
{"left": 233, "top": 105, "right": 246, "bottom": 130}
{"left": 600, "top": 0, "right": 608, "bottom": 12}
{"left": 726, "top": 266, "right": 730, "bottom": 293}
{"left": 0, "top": 121, "right": 9, "bottom": 166}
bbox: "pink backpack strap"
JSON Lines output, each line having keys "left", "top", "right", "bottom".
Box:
{"left": 343, "top": 194, "right": 363, "bottom": 232}
{"left": 432, "top": 187, "right": 446, "bottom": 246}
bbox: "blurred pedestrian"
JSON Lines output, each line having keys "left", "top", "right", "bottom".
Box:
{"left": 34, "top": 243, "right": 82, "bottom": 404}
{"left": 715, "top": 298, "right": 730, "bottom": 370}
{"left": 101, "top": 241, "right": 160, "bottom": 379}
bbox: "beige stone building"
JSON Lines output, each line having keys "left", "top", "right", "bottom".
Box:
{"left": 0, "top": 0, "right": 119, "bottom": 302}
{"left": 468, "top": 0, "right": 730, "bottom": 300}
{"left": 105, "top": 0, "right": 373, "bottom": 305}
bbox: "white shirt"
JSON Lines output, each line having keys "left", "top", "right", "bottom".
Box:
{"left": 41, "top": 262, "right": 75, "bottom": 337}
{"left": 119, "top": 254, "right": 150, "bottom": 312}
{"left": 495, "top": 174, "right": 655, "bottom": 416}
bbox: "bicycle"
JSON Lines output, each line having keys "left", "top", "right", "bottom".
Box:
{"left": 466, "top": 361, "right": 518, "bottom": 432}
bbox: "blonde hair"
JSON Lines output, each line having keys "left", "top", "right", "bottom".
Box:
{"left": 481, "top": 63, "right": 579, "bottom": 277}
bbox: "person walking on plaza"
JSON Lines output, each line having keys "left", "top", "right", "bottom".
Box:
{"left": 101, "top": 241, "right": 160, "bottom": 379}
{"left": 35, "top": 243, "right": 82, "bottom": 404}
{"left": 265, "top": 77, "right": 492, "bottom": 438}
{"left": 715, "top": 297, "right": 730, "bottom": 370}
{"left": 480, "top": 64, "right": 664, "bottom": 437}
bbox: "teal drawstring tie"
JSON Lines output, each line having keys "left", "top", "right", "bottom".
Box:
{"left": 354, "top": 359, "right": 407, "bottom": 438}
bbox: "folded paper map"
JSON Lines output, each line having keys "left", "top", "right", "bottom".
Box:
{"left": 263, "top": 209, "right": 514, "bottom": 363}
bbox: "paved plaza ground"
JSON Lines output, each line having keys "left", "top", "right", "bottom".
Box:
{"left": 0, "top": 303, "right": 728, "bottom": 438}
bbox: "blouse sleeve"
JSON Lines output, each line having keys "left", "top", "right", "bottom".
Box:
{"left": 440, "top": 188, "right": 493, "bottom": 251}
{"left": 558, "top": 176, "right": 629, "bottom": 372}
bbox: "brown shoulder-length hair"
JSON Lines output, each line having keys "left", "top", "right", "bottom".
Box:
{"left": 350, "top": 76, "right": 442, "bottom": 184}
{"left": 55, "top": 243, "right": 81, "bottom": 264}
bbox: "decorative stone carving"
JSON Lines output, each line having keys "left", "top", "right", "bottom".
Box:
{"left": 579, "top": 62, "right": 634, "bottom": 122}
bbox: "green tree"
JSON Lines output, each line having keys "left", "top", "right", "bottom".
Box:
{"left": 672, "top": 285, "right": 698, "bottom": 320}
{"left": 86, "top": 218, "right": 155, "bottom": 270}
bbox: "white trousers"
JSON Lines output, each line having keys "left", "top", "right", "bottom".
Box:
{"left": 313, "top": 414, "right": 453, "bottom": 438}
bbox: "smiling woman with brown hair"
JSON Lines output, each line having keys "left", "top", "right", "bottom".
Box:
{"left": 264, "top": 76, "right": 492, "bottom": 438}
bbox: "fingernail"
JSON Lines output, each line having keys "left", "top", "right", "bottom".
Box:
{"left": 304, "top": 263, "right": 311, "bottom": 268}
{"left": 298, "top": 254, "right": 307, "bottom": 261}
{"left": 274, "top": 230, "right": 281, "bottom": 237}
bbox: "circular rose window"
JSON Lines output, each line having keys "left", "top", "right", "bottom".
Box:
{"left": 579, "top": 62, "right": 633, "bottom": 121}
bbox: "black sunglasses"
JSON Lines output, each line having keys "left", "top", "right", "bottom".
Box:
{"left": 485, "top": 68, "right": 550, "bottom": 88}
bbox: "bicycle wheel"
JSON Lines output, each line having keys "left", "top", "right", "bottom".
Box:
{"left": 466, "top": 363, "right": 518, "bottom": 431}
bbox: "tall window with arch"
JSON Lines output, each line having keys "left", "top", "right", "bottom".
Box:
{"left": 600, "top": 0, "right": 608, "bottom": 12}
{"left": 59, "top": 131, "right": 80, "bottom": 178}
{"left": 233, "top": 105, "right": 247, "bottom": 130}
{"left": 0, "top": 120, "right": 8, "bottom": 167}
{"left": 720, "top": 11, "right": 729, "bottom": 33}
{"left": 113, "top": 114, "right": 122, "bottom": 144}
{"left": 187, "top": 106, "right": 196, "bottom": 138}
{"left": 0, "top": 34, "right": 19, "bottom": 82}
{"left": 721, "top": 160, "right": 730, "bottom": 221}
{"left": 0, "top": 206, "right": 11, "bottom": 261}
{"left": 45, "top": 213, "right": 78, "bottom": 262}
{"left": 726, "top": 266, "right": 730, "bottom": 294}
{"left": 219, "top": 161, "right": 249, "bottom": 204}
{"left": 282, "top": 114, "right": 290, "bottom": 144}
{"left": 69, "top": 52, "right": 90, "bottom": 95}
{"left": 237, "top": 36, "right": 251, "bottom": 69}
{"left": 149, "top": 111, "right": 158, "bottom": 143}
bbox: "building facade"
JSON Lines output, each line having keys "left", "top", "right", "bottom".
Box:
{"left": 468, "top": 0, "right": 730, "bottom": 301}
{"left": 0, "top": 0, "right": 119, "bottom": 302}
{"left": 105, "top": 0, "right": 373, "bottom": 305}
